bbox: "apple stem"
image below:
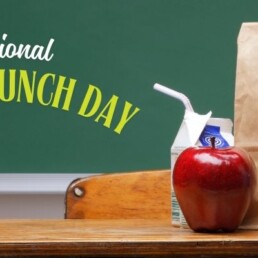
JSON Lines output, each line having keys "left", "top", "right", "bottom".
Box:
{"left": 210, "top": 137, "right": 216, "bottom": 148}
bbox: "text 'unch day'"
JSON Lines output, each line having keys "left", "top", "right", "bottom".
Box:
{"left": 0, "top": 69, "right": 140, "bottom": 134}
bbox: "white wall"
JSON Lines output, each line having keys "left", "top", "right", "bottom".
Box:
{"left": 0, "top": 173, "right": 95, "bottom": 219}
{"left": 0, "top": 194, "right": 65, "bottom": 219}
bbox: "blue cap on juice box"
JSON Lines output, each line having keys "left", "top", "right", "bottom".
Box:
{"left": 199, "top": 125, "right": 230, "bottom": 148}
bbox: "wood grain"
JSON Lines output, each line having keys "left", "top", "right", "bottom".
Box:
{"left": 0, "top": 219, "right": 257, "bottom": 257}
{"left": 65, "top": 170, "right": 171, "bottom": 219}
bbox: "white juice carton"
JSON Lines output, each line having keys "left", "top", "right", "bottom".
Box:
{"left": 153, "top": 83, "right": 234, "bottom": 228}
{"left": 171, "top": 109, "right": 234, "bottom": 227}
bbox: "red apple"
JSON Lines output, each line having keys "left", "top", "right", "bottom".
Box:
{"left": 173, "top": 137, "right": 257, "bottom": 232}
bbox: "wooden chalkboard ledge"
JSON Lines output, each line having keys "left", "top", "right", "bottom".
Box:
{"left": 0, "top": 219, "right": 258, "bottom": 257}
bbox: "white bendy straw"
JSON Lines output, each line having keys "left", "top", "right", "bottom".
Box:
{"left": 153, "top": 83, "right": 194, "bottom": 112}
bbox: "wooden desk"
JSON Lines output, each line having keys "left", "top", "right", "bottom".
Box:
{"left": 0, "top": 219, "right": 258, "bottom": 257}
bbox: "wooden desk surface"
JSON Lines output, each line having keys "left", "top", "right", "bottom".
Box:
{"left": 0, "top": 219, "right": 258, "bottom": 257}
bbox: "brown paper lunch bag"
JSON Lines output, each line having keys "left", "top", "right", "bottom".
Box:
{"left": 235, "top": 22, "right": 258, "bottom": 229}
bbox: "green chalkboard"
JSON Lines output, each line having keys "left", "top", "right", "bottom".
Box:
{"left": 0, "top": 0, "right": 256, "bottom": 173}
